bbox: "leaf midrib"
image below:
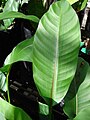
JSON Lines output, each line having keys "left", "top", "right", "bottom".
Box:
{"left": 51, "top": 3, "right": 61, "bottom": 102}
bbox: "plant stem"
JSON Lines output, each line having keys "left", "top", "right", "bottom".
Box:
{"left": 49, "top": 99, "right": 53, "bottom": 120}
{"left": 6, "top": 71, "right": 10, "bottom": 103}
{"left": 6, "top": 65, "right": 12, "bottom": 103}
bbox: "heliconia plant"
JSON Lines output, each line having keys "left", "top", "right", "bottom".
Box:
{"left": 0, "top": 0, "right": 90, "bottom": 120}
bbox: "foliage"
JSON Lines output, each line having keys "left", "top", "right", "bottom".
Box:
{"left": 0, "top": 97, "right": 32, "bottom": 120}
{"left": 0, "top": 0, "right": 90, "bottom": 120}
{"left": 33, "top": 0, "right": 80, "bottom": 106}
{"left": 72, "top": 0, "right": 88, "bottom": 11}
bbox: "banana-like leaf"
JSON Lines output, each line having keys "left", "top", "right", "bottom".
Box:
{"left": 3, "top": 0, "right": 20, "bottom": 28}
{"left": 0, "top": 71, "right": 7, "bottom": 92}
{"left": 0, "top": 37, "right": 34, "bottom": 73}
{"left": 74, "top": 106, "right": 90, "bottom": 120}
{"left": 33, "top": 0, "right": 80, "bottom": 106}
{"left": 64, "top": 58, "right": 90, "bottom": 119}
{"left": 0, "top": 97, "right": 32, "bottom": 120}
{"left": 0, "top": 11, "right": 39, "bottom": 23}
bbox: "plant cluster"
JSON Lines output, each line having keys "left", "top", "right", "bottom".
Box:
{"left": 0, "top": 0, "right": 90, "bottom": 120}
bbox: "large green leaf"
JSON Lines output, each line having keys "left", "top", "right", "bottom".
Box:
{"left": 64, "top": 58, "right": 90, "bottom": 119}
{"left": 0, "top": 97, "right": 32, "bottom": 120}
{"left": 33, "top": 0, "right": 80, "bottom": 106}
{"left": 0, "top": 11, "right": 39, "bottom": 23}
{"left": 3, "top": 0, "right": 20, "bottom": 28}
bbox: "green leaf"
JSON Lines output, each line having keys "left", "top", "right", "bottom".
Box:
{"left": 64, "top": 57, "right": 89, "bottom": 101}
{"left": 0, "top": 97, "right": 32, "bottom": 120}
{"left": 64, "top": 58, "right": 90, "bottom": 119}
{"left": 0, "top": 37, "right": 33, "bottom": 74}
{"left": 0, "top": 112, "right": 6, "bottom": 120}
{"left": 74, "top": 106, "right": 90, "bottom": 120}
{"left": 0, "top": 11, "right": 39, "bottom": 23}
{"left": 72, "top": 0, "right": 88, "bottom": 11}
{"left": 0, "top": 71, "right": 7, "bottom": 92}
{"left": 57, "top": 0, "right": 79, "bottom": 5}
{"left": 4, "top": 37, "right": 34, "bottom": 66}
{"left": 33, "top": 0, "right": 80, "bottom": 106}
{"left": 3, "top": 0, "right": 20, "bottom": 28}
{"left": 67, "top": 0, "right": 79, "bottom": 5}
{"left": 39, "top": 102, "right": 49, "bottom": 115}
{"left": 76, "top": 65, "right": 90, "bottom": 112}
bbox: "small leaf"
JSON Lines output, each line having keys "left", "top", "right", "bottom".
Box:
{"left": 39, "top": 102, "right": 49, "bottom": 115}
{"left": 3, "top": 0, "right": 20, "bottom": 28}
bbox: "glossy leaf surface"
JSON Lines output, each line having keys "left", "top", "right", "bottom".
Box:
{"left": 0, "top": 97, "right": 32, "bottom": 120}
{"left": 33, "top": 0, "right": 80, "bottom": 105}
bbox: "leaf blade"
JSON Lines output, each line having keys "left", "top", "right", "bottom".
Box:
{"left": 33, "top": 0, "right": 80, "bottom": 105}
{"left": 0, "top": 97, "right": 32, "bottom": 120}
{"left": 0, "top": 11, "right": 39, "bottom": 23}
